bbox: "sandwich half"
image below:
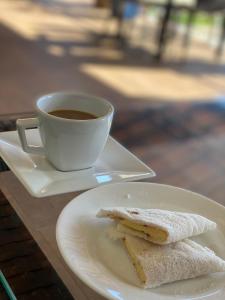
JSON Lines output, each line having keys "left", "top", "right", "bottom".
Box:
{"left": 123, "top": 235, "right": 225, "bottom": 288}
{"left": 97, "top": 207, "right": 216, "bottom": 244}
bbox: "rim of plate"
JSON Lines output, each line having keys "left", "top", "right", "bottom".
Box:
{"left": 56, "top": 182, "right": 225, "bottom": 300}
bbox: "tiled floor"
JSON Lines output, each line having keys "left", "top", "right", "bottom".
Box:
{"left": 0, "top": 0, "right": 225, "bottom": 116}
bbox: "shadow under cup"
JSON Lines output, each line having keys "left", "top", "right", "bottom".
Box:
{"left": 37, "top": 92, "right": 114, "bottom": 171}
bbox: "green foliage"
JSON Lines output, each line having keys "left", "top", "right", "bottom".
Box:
{"left": 148, "top": 9, "right": 215, "bottom": 27}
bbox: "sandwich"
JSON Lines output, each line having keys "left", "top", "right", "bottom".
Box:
{"left": 122, "top": 234, "right": 225, "bottom": 288}
{"left": 97, "top": 207, "right": 216, "bottom": 244}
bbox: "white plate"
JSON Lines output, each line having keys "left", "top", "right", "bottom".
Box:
{"left": 0, "top": 129, "right": 155, "bottom": 197}
{"left": 56, "top": 182, "right": 225, "bottom": 300}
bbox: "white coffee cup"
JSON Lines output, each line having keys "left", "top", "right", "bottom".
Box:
{"left": 17, "top": 92, "right": 114, "bottom": 171}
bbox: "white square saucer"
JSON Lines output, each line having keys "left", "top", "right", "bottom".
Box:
{"left": 0, "top": 129, "right": 155, "bottom": 197}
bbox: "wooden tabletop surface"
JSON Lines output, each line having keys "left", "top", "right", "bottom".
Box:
{"left": 1, "top": 102, "right": 225, "bottom": 299}
{"left": 1, "top": 133, "right": 225, "bottom": 299}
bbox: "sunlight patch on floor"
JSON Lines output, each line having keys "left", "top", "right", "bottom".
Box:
{"left": 46, "top": 45, "right": 66, "bottom": 57}
{"left": 69, "top": 46, "right": 124, "bottom": 60}
{"left": 0, "top": 0, "right": 104, "bottom": 41}
{"left": 81, "top": 64, "right": 225, "bottom": 101}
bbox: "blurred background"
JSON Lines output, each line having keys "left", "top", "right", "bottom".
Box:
{"left": 1, "top": 0, "right": 225, "bottom": 116}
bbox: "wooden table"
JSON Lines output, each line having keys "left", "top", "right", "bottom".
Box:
{"left": 1, "top": 130, "right": 225, "bottom": 299}
{"left": 1, "top": 100, "right": 225, "bottom": 299}
{"left": 0, "top": 172, "right": 107, "bottom": 300}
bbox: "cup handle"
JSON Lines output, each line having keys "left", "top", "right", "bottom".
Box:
{"left": 16, "top": 118, "right": 44, "bottom": 155}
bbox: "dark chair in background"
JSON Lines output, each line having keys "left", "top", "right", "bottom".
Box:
{"left": 110, "top": 0, "right": 140, "bottom": 40}
{"left": 107, "top": 0, "right": 194, "bottom": 59}
{"left": 104, "top": 0, "right": 225, "bottom": 60}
